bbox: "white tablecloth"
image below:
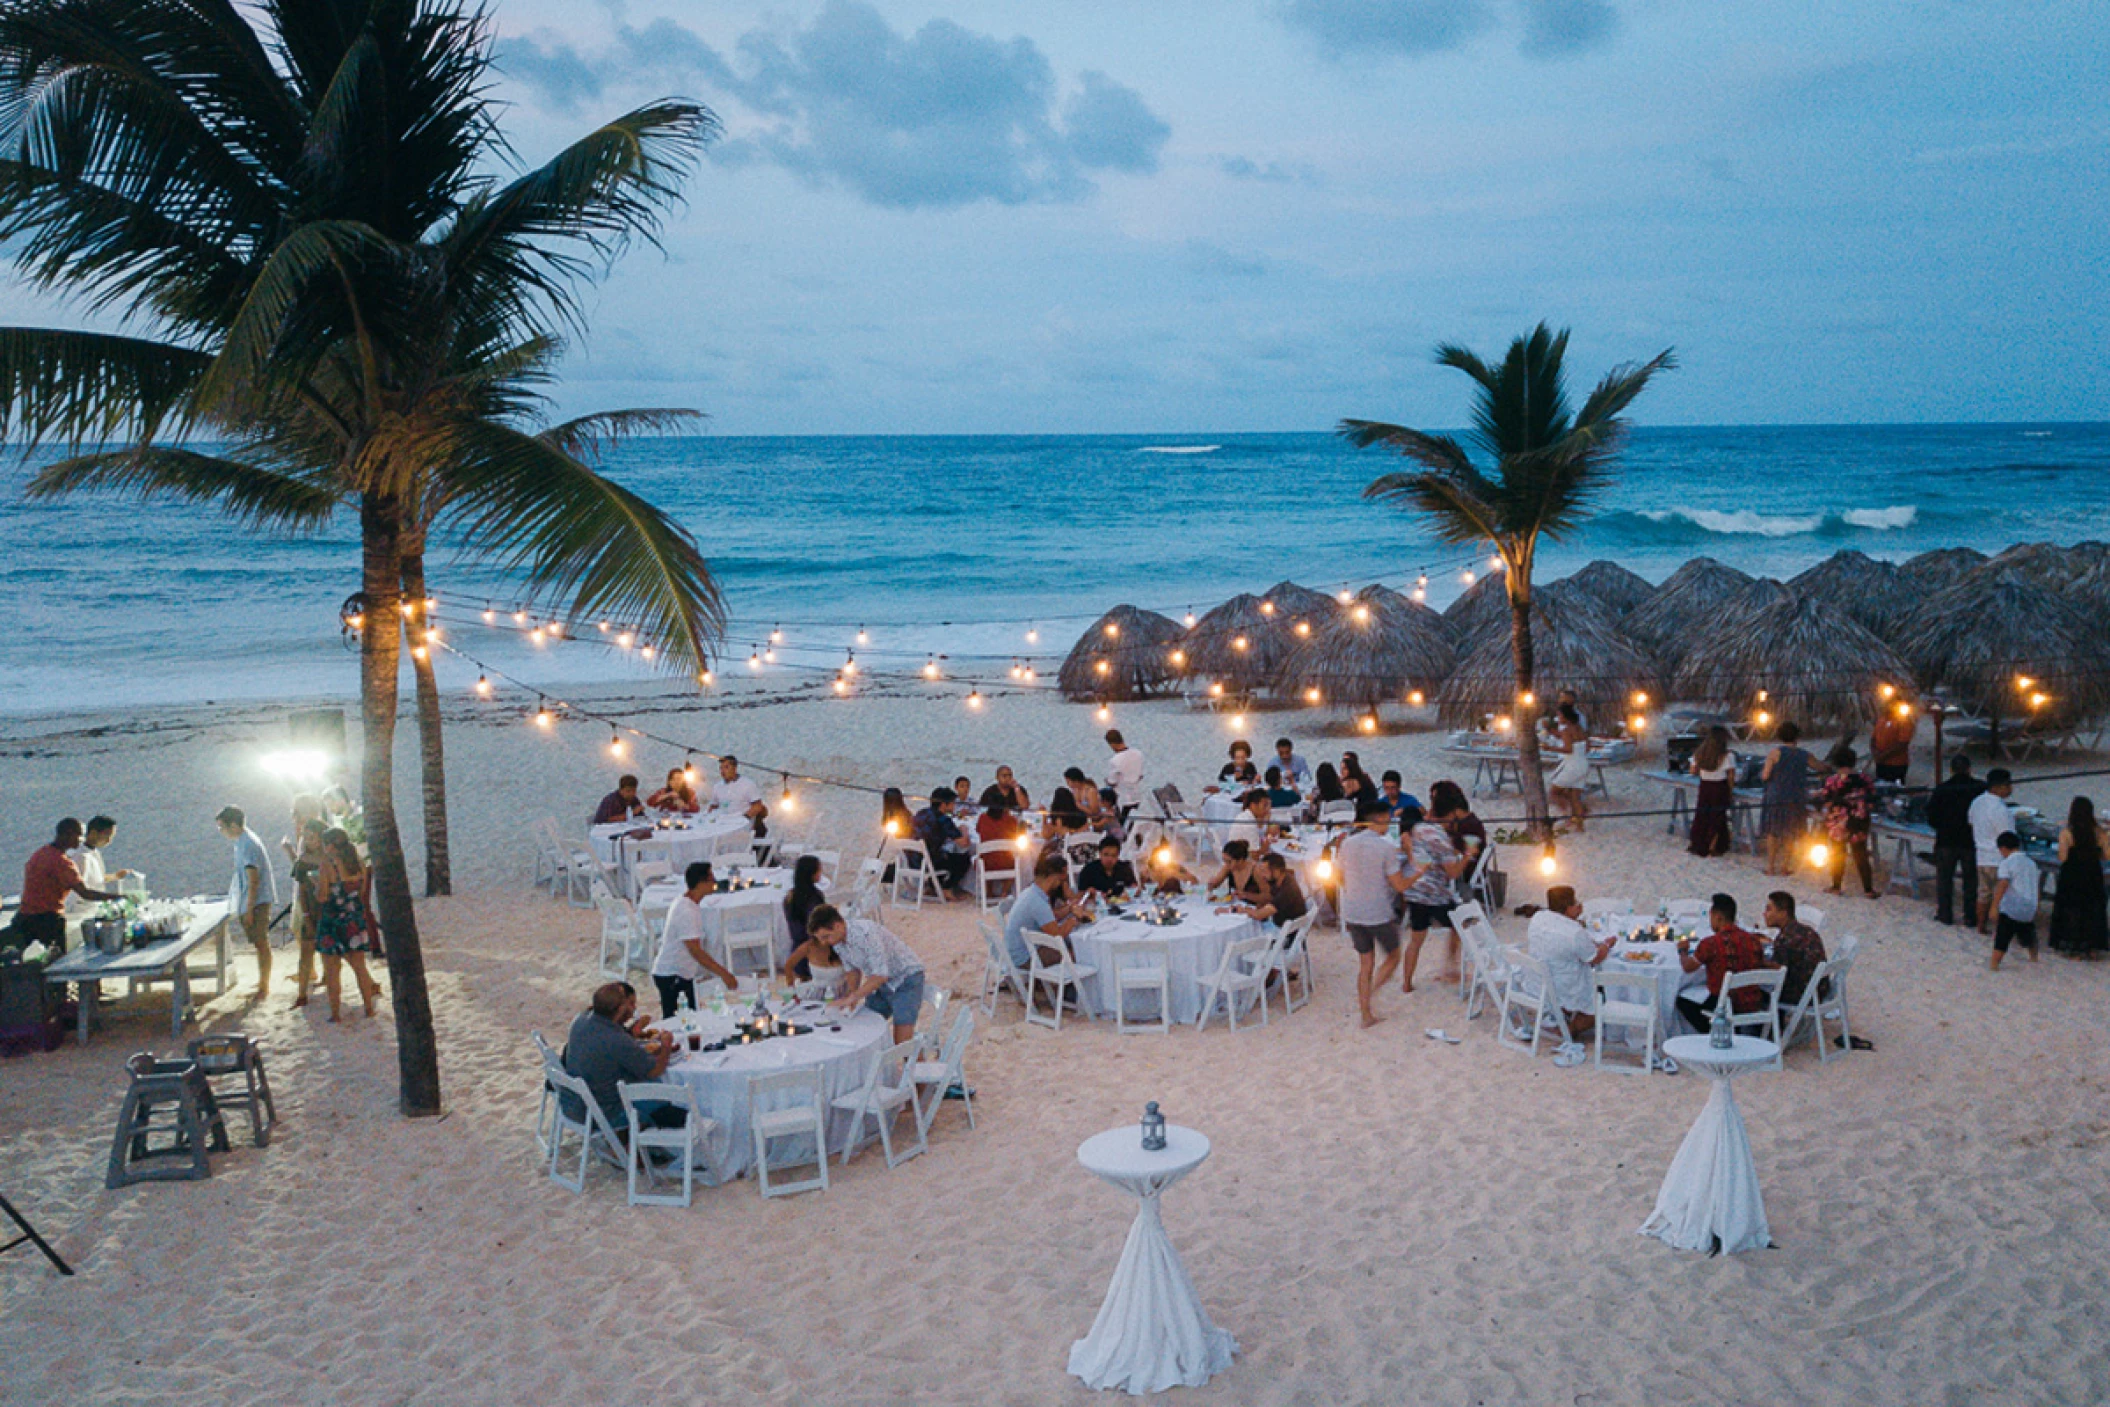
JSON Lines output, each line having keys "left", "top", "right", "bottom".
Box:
{"left": 1071, "top": 898, "right": 1262, "bottom": 1025}
{"left": 1640, "top": 1034, "right": 1777, "bottom": 1255}
{"left": 1070, "top": 1125, "right": 1237, "bottom": 1395}
{"left": 1599, "top": 938, "right": 1711, "bottom": 1036}
{"left": 592, "top": 813, "right": 754, "bottom": 895}
{"left": 659, "top": 1008, "right": 890, "bottom": 1182}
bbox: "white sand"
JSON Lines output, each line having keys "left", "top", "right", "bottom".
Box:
{"left": 3, "top": 678, "right": 2108, "bottom": 1404}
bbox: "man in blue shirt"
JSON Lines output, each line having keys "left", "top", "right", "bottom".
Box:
{"left": 911, "top": 787, "right": 973, "bottom": 897}
{"left": 1378, "top": 771, "right": 1421, "bottom": 820}
{"left": 217, "top": 805, "right": 279, "bottom": 1002}
{"left": 1274, "top": 738, "right": 1314, "bottom": 793}
{"left": 1004, "top": 853, "right": 1094, "bottom": 968}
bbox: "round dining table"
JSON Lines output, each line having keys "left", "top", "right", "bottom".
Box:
{"left": 636, "top": 867, "right": 814, "bottom": 971}
{"left": 591, "top": 813, "right": 753, "bottom": 896}
{"left": 1069, "top": 895, "right": 1263, "bottom": 1026}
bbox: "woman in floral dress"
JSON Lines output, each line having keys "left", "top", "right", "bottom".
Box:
{"left": 1818, "top": 743, "right": 1879, "bottom": 898}
{"left": 314, "top": 826, "right": 383, "bottom": 1021}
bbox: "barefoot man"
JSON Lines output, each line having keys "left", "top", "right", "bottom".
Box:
{"left": 1337, "top": 799, "right": 1410, "bottom": 1028}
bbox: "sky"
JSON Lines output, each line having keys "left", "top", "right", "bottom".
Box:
{"left": 19, "top": 0, "right": 2110, "bottom": 435}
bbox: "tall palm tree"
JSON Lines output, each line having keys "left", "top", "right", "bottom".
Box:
{"left": 0, "top": 0, "right": 724, "bottom": 1115}
{"left": 1342, "top": 324, "right": 1674, "bottom": 833}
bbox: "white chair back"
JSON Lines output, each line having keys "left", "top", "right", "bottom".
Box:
{"left": 748, "top": 1067, "right": 828, "bottom": 1198}
{"left": 718, "top": 893, "right": 779, "bottom": 977}
{"left": 618, "top": 1081, "right": 716, "bottom": 1207}
{"left": 1109, "top": 939, "right": 1173, "bottom": 1035}
{"left": 914, "top": 1007, "right": 978, "bottom": 1136}
{"left": 1581, "top": 897, "right": 1634, "bottom": 921}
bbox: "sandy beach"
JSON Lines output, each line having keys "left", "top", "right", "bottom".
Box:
{"left": 3, "top": 678, "right": 2108, "bottom": 1406}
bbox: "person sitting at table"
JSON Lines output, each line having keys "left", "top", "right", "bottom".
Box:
{"left": 1428, "top": 781, "right": 1486, "bottom": 856}
{"left": 1226, "top": 790, "right": 1273, "bottom": 856}
{"left": 1096, "top": 787, "right": 1128, "bottom": 844}
{"left": 1376, "top": 771, "right": 1419, "bottom": 821}
{"left": 562, "top": 981, "right": 682, "bottom": 1135}
{"left": 1062, "top": 768, "right": 1105, "bottom": 824}
{"left": 1054, "top": 808, "right": 1101, "bottom": 871}
{"left": 911, "top": 786, "right": 973, "bottom": 897}
{"left": 1311, "top": 762, "right": 1345, "bottom": 808}
{"left": 793, "top": 904, "right": 928, "bottom": 1043}
{"left": 9, "top": 818, "right": 120, "bottom": 956}
{"left": 1209, "top": 840, "right": 1267, "bottom": 903}
{"left": 1764, "top": 891, "right": 1827, "bottom": 1005}
{"left": 1216, "top": 740, "right": 1260, "bottom": 788}
{"left": 1002, "top": 853, "right": 1099, "bottom": 990}
{"left": 646, "top": 766, "right": 700, "bottom": 814}
{"left": 1264, "top": 767, "right": 1303, "bottom": 812}
{"left": 1273, "top": 738, "right": 1313, "bottom": 793}
{"left": 711, "top": 755, "right": 769, "bottom": 845}
{"left": 1675, "top": 893, "right": 1777, "bottom": 1031}
{"left": 1236, "top": 852, "right": 1308, "bottom": 928}
{"left": 1042, "top": 787, "right": 1079, "bottom": 838}
{"left": 976, "top": 800, "right": 1028, "bottom": 869}
{"left": 1988, "top": 831, "right": 2041, "bottom": 971}
{"left": 1077, "top": 836, "right": 1138, "bottom": 897}
{"left": 782, "top": 854, "right": 829, "bottom": 981}
{"left": 979, "top": 765, "right": 1031, "bottom": 814}
{"left": 650, "top": 861, "right": 742, "bottom": 1018}
{"left": 950, "top": 775, "right": 979, "bottom": 820}
{"left": 879, "top": 787, "right": 915, "bottom": 841}
{"left": 593, "top": 774, "right": 646, "bottom": 825}
{"left": 1340, "top": 752, "right": 1374, "bottom": 802}
{"left": 1526, "top": 885, "right": 1616, "bottom": 1039}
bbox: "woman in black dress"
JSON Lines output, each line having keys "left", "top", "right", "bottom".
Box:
{"left": 2049, "top": 796, "right": 2108, "bottom": 958}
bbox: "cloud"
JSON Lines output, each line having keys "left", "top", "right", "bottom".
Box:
{"left": 499, "top": 3, "right": 1169, "bottom": 210}
{"left": 1183, "top": 239, "right": 1270, "bottom": 278}
{"left": 1278, "top": 0, "right": 1619, "bottom": 60}
{"left": 1218, "top": 155, "right": 1320, "bottom": 184}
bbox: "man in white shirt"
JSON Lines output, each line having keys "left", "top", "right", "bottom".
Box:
{"left": 65, "top": 815, "right": 127, "bottom": 920}
{"left": 1968, "top": 768, "right": 2015, "bottom": 934}
{"left": 1988, "top": 831, "right": 2041, "bottom": 970}
{"left": 1336, "top": 799, "right": 1411, "bottom": 1029}
{"left": 1526, "top": 886, "right": 1616, "bottom": 1038}
{"left": 711, "top": 754, "right": 769, "bottom": 850}
{"left": 649, "top": 861, "right": 742, "bottom": 1017}
{"left": 1225, "top": 790, "right": 1272, "bottom": 856}
{"left": 1104, "top": 729, "right": 1145, "bottom": 816}
{"left": 217, "top": 805, "right": 278, "bottom": 1002}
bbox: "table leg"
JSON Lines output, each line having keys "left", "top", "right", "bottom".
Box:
{"left": 1665, "top": 789, "right": 1687, "bottom": 837}
{"left": 75, "top": 983, "right": 95, "bottom": 1045}
{"left": 172, "top": 960, "right": 192, "bottom": 1038}
{"left": 1069, "top": 1191, "right": 1237, "bottom": 1393}
{"left": 1640, "top": 1073, "right": 1771, "bottom": 1255}
{"left": 214, "top": 918, "right": 230, "bottom": 994}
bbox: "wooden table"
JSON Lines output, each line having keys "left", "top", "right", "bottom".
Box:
{"left": 42, "top": 900, "right": 232, "bottom": 1045}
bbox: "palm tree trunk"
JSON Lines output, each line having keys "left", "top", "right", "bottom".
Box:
{"left": 1508, "top": 584, "right": 1552, "bottom": 836}
{"left": 399, "top": 525, "right": 452, "bottom": 897}
{"left": 361, "top": 491, "right": 444, "bottom": 1117}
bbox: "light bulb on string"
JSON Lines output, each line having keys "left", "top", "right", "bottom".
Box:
{"left": 1336, "top": 588, "right": 1353, "bottom": 605}
{"left": 1416, "top": 573, "right": 1429, "bottom": 588}
{"left": 1183, "top": 609, "right": 1197, "bottom": 627}
{"left": 410, "top": 644, "right": 428, "bottom": 662}
{"left": 855, "top": 625, "right": 869, "bottom": 646}
{"left": 1630, "top": 714, "right": 1648, "bottom": 733}
{"left": 547, "top": 622, "right": 564, "bottom": 639}
{"left": 1808, "top": 840, "right": 1831, "bottom": 869}
{"left": 1407, "top": 689, "right": 1425, "bottom": 707}
{"left": 1229, "top": 711, "right": 1247, "bottom": 731}
{"left": 924, "top": 658, "right": 941, "bottom": 680}
{"left": 832, "top": 672, "right": 848, "bottom": 695}
{"left": 399, "top": 601, "right": 415, "bottom": 618}
{"left": 763, "top": 647, "right": 777, "bottom": 664}
{"left": 1314, "top": 858, "right": 1334, "bottom": 882}
{"left": 699, "top": 670, "right": 715, "bottom": 687}
{"left": 842, "top": 651, "right": 857, "bottom": 677}
{"left": 1260, "top": 600, "right": 1276, "bottom": 616}
{"left": 966, "top": 689, "right": 984, "bottom": 711}
{"left": 1294, "top": 620, "right": 1311, "bottom": 637}
{"left": 1021, "top": 665, "right": 1036, "bottom": 682}
{"left": 779, "top": 781, "right": 796, "bottom": 814}
{"left": 770, "top": 625, "right": 783, "bottom": 645}
{"left": 513, "top": 610, "right": 528, "bottom": 625}
{"left": 1538, "top": 842, "right": 1558, "bottom": 877}
{"left": 1026, "top": 627, "right": 1040, "bottom": 645}
{"left": 1411, "top": 587, "right": 1427, "bottom": 602}
{"left": 1169, "top": 649, "right": 1187, "bottom": 667}
{"left": 529, "top": 627, "right": 546, "bottom": 646}
{"left": 424, "top": 627, "right": 441, "bottom": 644}
{"left": 616, "top": 631, "right": 634, "bottom": 650}
{"left": 1232, "top": 635, "right": 1249, "bottom": 652}
{"left": 424, "top": 597, "right": 437, "bottom": 612}
{"left": 1008, "top": 662, "right": 1021, "bottom": 681}
{"left": 1632, "top": 691, "right": 1650, "bottom": 708}
{"left": 1359, "top": 713, "right": 1378, "bottom": 734}
{"left": 1352, "top": 604, "right": 1370, "bottom": 624}
{"left": 748, "top": 647, "right": 762, "bottom": 670}
{"left": 1489, "top": 554, "right": 1503, "bottom": 571}
{"left": 1104, "top": 622, "right": 1120, "bottom": 639}
{"left": 1304, "top": 687, "right": 1322, "bottom": 705}
{"left": 482, "top": 605, "right": 496, "bottom": 624}
{"left": 533, "top": 700, "right": 553, "bottom": 729}
{"left": 1095, "top": 659, "right": 1111, "bottom": 676}
{"left": 474, "top": 674, "right": 492, "bottom": 698}
{"left": 1461, "top": 569, "right": 1475, "bottom": 585}
{"left": 607, "top": 727, "right": 624, "bottom": 758}
{"left": 682, "top": 754, "right": 698, "bottom": 785}
{"left": 1209, "top": 682, "right": 1224, "bottom": 698}
{"left": 597, "top": 621, "right": 610, "bottom": 633}
{"left": 1095, "top": 705, "right": 1112, "bottom": 723}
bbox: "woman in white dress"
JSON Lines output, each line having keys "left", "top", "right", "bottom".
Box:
{"left": 1547, "top": 703, "right": 1593, "bottom": 833}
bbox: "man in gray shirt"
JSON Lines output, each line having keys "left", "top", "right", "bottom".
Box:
{"left": 1336, "top": 799, "right": 1411, "bottom": 1029}
{"left": 1004, "top": 852, "right": 1094, "bottom": 968}
{"left": 562, "top": 981, "right": 676, "bottom": 1132}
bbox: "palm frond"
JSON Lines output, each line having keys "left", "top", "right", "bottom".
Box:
{"left": 1364, "top": 469, "right": 1505, "bottom": 547}
{"left": 1338, "top": 419, "right": 1474, "bottom": 474}
{"left": 538, "top": 407, "right": 704, "bottom": 462}
{"left": 0, "top": 325, "right": 207, "bottom": 446}
{"left": 26, "top": 443, "right": 339, "bottom": 528}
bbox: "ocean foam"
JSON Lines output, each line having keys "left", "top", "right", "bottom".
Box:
{"left": 1841, "top": 506, "right": 1918, "bottom": 530}
{"left": 1137, "top": 445, "right": 1220, "bottom": 454}
{"left": 1640, "top": 505, "right": 1917, "bottom": 537}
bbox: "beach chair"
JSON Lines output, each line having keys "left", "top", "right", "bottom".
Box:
{"left": 1591, "top": 970, "right": 1660, "bottom": 1076}
{"left": 1025, "top": 931, "right": 1097, "bottom": 1032}
{"left": 912, "top": 1007, "right": 977, "bottom": 1137}
{"left": 1195, "top": 935, "right": 1275, "bottom": 1033}
{"left": 749, "top": 1068, "right": 828, "bottom": 1198}
{"left": 979, "top": 922, "right": 1030, "bottom": 1016}
{"left": 830, "top": 1040, "right": 926, "bottom": 1169}
{"left": 1716, "top": 968, "right": 1787, "bottom": 1062}
{"left": 546, "top": 1068, "right": 628, "bottom": 1194}
{"left": 618, "top": 1082, "right": 720, "bottom": 1209}
{"left": 1496, "top": 951, "right": 1571, "bottom": 1056}
{"left": 1108, "top": 939, "right": 1173, "bottom": 1034}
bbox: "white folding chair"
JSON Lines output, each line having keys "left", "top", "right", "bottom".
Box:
{"left": 1811, "top": 949, "right": 1854, "bottom": 1059}
{"left": 805, "top": 849, "right": 842, "bottom": 884}
{"left": 1777, "top": 957, "right": 1831, "bottom": 1062}
{"left": 749, "top": 1067, "right": 828, "bottom": 1198}
{"left": 531, "top": 818, "right": 564, "bottom": 892}
{"left": 1318, "top": 801, "right": 1357, "bottom": 827}
{"left": 547, "top": 1067, "right": 629, "bottom": 1194}
{"left": 1496, "top": 950, "right": 1571, "bottom": 1055}
{"left": 1465, "top": 841, "right": 1500, "bottom": 914}
{"left": 1108, "top": 939, "right": 1173, "bottom": 1034}
{"left": 1581, "top": 898, "right": 1634, "bottom": 922}
{"left": 830, "top": 1039, "right": 926, "bottom": 1168}
{"left": 1797, "top": 906, "right": 1827, "bottom": 933}
{"left": 1270, "top": 912, "right": 1317, "bottom": 1014}
{"left": 532, "top": 1032, "right": 562, "bottom": 1155}
{"left": 538, "top": 818, "right": 598, "bottom": 907}
{"left": 1591, "top": 969, "right": 1660, "bottom": 1076}
{"left": 1025, "top": 930, "right": 1098, "bottom": 1031}
{"left": 595, "top": 886, "right": 650, "bottom": 978}
{"left": 710, "top": 826, "right": 758, "bottom": 868}
{"left": 1195, "top": 934, "right": 1276, "bottom": 1032}
{"left": 971, "top": 854, "right": 1021, "bottom": 913}
{"left": 619, "top": 1081, "right": 720, "bottom": 1208}
{"left": 1454, "top": 904, "right": 1509, "bottom": 1021}
{"left": 884, "top": 838, "right": 945, "bottom": 909}
{"left": 979, "top": 921, "right": 1031, "bottom": 1015}
{"left": 912, "top": 1007, "right": 977, "bottom": 1136}
{"left": 1717, "top": 968, "right": 1787, "bottom": 1059}
{"left": 1663, "top": 899, "right": 1710, "bottom": 925}
{"left": 920, "top": 984, "right": 950, "bottom": 1038}
{"left": 1450, "top": 898, "right": 1490, "bottom": 1002}
{"left": 717, "top": 893, "right": 779, "bottom": 978}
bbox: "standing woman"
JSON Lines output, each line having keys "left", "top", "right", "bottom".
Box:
{"left": 282, "top": 796, "right": 326, "bottom": 1006}
{"left": 782, "top": 853, "right": 831, "bottom": 982}
{"left": 2049, "top": 797, "right": 2109, "bottom": 958}
{"left": 1818, "top": 743, "right": 1879, "bottom": 897}
{"left": 1547, "top": 703, "right": 1592, "bottom": 833}
{"left": 314, "top": 827, "right": 383, "bottom": 1021}
{"left": 1688, "top": 727, "right": 1738, "bottom": 858}
{"left": 1760, "top": 722, "right": 1816, "bottom": 877}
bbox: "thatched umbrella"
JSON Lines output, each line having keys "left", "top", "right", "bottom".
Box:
{"left": 1276, "top": 584, "right": 1457, "bottom": 711}
{"left": 1671, "top": 591, "right": 1915, "bottom": 729}
{"left": 1555, "top": 560, "right": 1656, "bottom": 620}
{"left": 1896, "top": 546, "right": 1987, "bottom": 597}
{"left": 1437, "top": 590, "right": 1660, "bottom": 729}
{"left": 1983, "top": 541, "right": 2106, "bottom": 593}
{"left": 1788, "top": 550, "right": 1909, "bottom": 636}
{"left": 1260, "top": 580, "right": 1336, "bottom": 620}
{"left": 1720, "top": 577, "right": 1795, "bottom": 628}
{"left": 1624, "top": 557, "right": 1757, "bottom": 669}
{"left": 1058, "top": 605, "right": 1184, "bottom": 701}
{"left": 1892, "top": 567, "right": 2110, "bottom": 730}
{"left": 1180, "top": 592, "right": 1306, "bottom": 695}
{"left": 1440, "top": 569, "right": 1513, "bottom": 651}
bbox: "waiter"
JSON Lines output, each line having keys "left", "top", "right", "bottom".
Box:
{"left": 13, "top": 818, "right": 121, "bottom": 955}
{"left": 66, "top": 815, "right": 130, "bottom": 922}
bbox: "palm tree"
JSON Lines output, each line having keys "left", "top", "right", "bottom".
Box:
{"left": 0, "top": 0, "right": 724, "bottom": 1115}
{"left": 1342, "top": 324, "right": 1674, "bottom": 834}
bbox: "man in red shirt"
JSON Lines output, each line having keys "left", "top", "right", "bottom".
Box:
{"left": 1674, "top": 892, "right": 1777, "bottom": 1031}
{"left": 12, "top": 818, "right": 120, "bottom": 955}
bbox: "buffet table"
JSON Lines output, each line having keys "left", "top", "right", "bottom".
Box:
{"left": 42, "top": 900, "right": 232, "bottom": 1044}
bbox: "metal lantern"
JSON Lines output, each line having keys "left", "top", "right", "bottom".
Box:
{"left": 1140, "top": 1101, "right": 1167, "bottom": 1152}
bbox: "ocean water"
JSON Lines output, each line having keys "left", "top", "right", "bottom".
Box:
{"left": 2, "top": 423, "right": 2106, "bottom": 715}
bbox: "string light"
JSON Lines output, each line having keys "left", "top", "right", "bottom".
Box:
{"left": 1095, "top": 659, "right": 1112, "bottom": 675}
{"left": 884, "top": 818, "right": 903, "bottom": 837}
{"left": 770, "top": 625, "right": 784, "bottom": 645}
{"left": 1304, "top": 687, "right": 1323, "bottom": 705}
{"left": 607, "top": 727, "right": 624, "bottom": 757}
{"left": 597, "top": 621, "right": 610, "bottom": 633}
{"left": 399, "top": 601, "right": 415, "bottom": 618}
{"left": 410, "top": 645, "right": 428, "bottom": 662}
{"left": 1294, "top": 620, "right": 1311, "bottom": 637}
{"left": 1494, "top": 715, "right": 1513, "bottom": 732}
{"left": 1877, "top": 683, "right": 1896, "bottom": 701}
{"left": 1021, "top": 665, "right": 1036, "bottom": 682}
{"left": 1026, "top": 628, "right": 1040, "bottom": 644}
{"left": 1095, "top": 705, "right": 1112, "bottom": 723}
{"left": 1228, "top": 711, "right": 1247, "bottom": 730}
{"left": 832, "top": 672, "right": 848, "bottom": 695}
{"left": 425, "top": 597, "right": 437, "bottom": 612}
{"left": 1169, "top": 649, "right": 1187, "bottom": 667}
{"left": 1416, "top": 574, "right": 1428, "bottom": 588}
{"left": 1104, "top": 622, "right": 1120, "bottom": 639}
{"left": 1408, "top": 690, "right": 1425, "bottom": 707}
{"left": 1538, "top": 842, "right": 1558, "bottom": 877}
{"left": 1519, "top": 690, "right": 1535, "bottom": 706}
{"left": 1489, "top": 554, "right": 1503, "bottom": 570}
{"left": 482, "top": 605, "right": 495, "bottom": 624}
{"left": 1183, "top": 610, "right": 1197, "bottom": 627}
{"left": 1153, "top": 844, "right": 1174, "bottom": 867}
{"left": 1313, "top": 857, "right": 1334, "bottom": 883}
{"left": 924, "top": 658, "right": 941, "bottom": 680}
{"left": 1359, "top": 713, "right": 1379, "bottom": 734}
{"left": 855, "top": 626, "right": 869, "bottom": 646}
{"left": 547, "top": 622, "right": 564, "bottom": 638}
{"left": 533, "top": 700, "right": 552, "bottom": 729}
{"left": 779, "top": 781, "right": 797, "bottom": 814}
{"left": 763, "top": 647, "right": 777, "bottom": 663}
{"left": 682, "top": 754, "right": 699, "bottom": 785}
{"left": 842, "top": 652, "right": 858, "bottom": 677}
{"left": 1755, "top": 689, "right": 1770, "bottom": 703}
{"left": 1632, "top": 691, "right": 1649, "bottom": 707}
{"left": 748, "top": 647, "right": 762, "bottom": 670}
{"left": 1352, "top": 604, "right": 1370, "bottom": 623}
{"left": 639, "top": 645, "right": 655, "bottom": 662}
{"left": 1460, "top": 569, "right": 1475, "bottom": 585}
{"left": 1411, "top": 587, "right": 1426, "bottom": 602}
{"left": 1336, "top": 589, "right": 1354, "bottom": 605}
{"left": 475, "top": 674, "right": 491, "bottom": 698}
{"left": 699, "top": 670, "right": 715, "bottom": 686}
{"left": 1629, "top": 714, "right": 1648, "bottom": 733}
{"left": 966, "top": 689, "right": 984, "bottom": 710}
{"left": 616, "top": 631, "right": 634, "bottom": 650}
{"left": 1259, "top": 600, "right": 1276, "bottom": 616}
{"left": 529, "top": 627, "right": 546, "bottom": 645}
{"left": 514, "top": 610, "right": 529, "bottom": 625}
{"left": 2015, "top": 675, "right": 2034, "bottom": 691}
{"left": 1231, "top": 635, "right": 1249, "bottom": 652}
{"left": 1755, "top": 709, "right": 1773, "bottom": 728}
{"left": 1209, "top": 682, "right": 1225, "bottom": 698}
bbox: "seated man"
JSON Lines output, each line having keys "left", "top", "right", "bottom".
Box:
{"left": 1765, "top": 890, "right": 1827, "bottom": 1005}
{"left": 1273, "top": 738, "right": 1314, "bottom": 794}
{"left": 1675, "top": 892, "right": 1776, "bottom": 1031}
{"left": 979, "top": 765, "right": 1031, "bottom": 813}
{"left": 711, "top": 755, "right": 769, "bottom": 845}
{"left": 1226, "top": 790, "right": 1273, "bottom": 856}
{"left": 1377, "top": 770, "right": 1421, "bottom": 820}
{"left": 1236, "top": 852, "right": 1308, "bottom": 928}
{"left": 1264, "top": 767, "right": 1303, "bottom": 812}
{"left": 1526, "top": 885, "right": 1616, "bottom": 1039}
{"left": 1004, "top": 853, "right": 1095, "bottom": 968}
{"left": 910, "top": 787, "right": 973, "bottom": 896}
{"left": 797, "top": 904, "right": 928, "bottom": 1044}
{"left": 649, "top": 862, "right": 743, "bottom": 1017}
{"left": 1076, "top": 837, "right": 1138, "bottom": 897}
{"left": 592, "top": 774, "right": 646, "bottom": 825}
{"left": 562, "top": 981, "right": 681, "bottom": 1134}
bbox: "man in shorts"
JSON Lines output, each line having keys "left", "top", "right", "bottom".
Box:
{"left": 1398, "top": 802, "right": 1473, "bottom": 994}
{"left": 1335, "top": 799, "right": 1410, "bottom": 1028}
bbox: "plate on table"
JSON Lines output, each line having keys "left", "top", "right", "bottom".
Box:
{"left": 1618, "top": 949, "right": 1658, "bottom": 964}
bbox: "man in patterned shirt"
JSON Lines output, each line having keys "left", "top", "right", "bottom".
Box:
{"left": 1764, "top": 891, "right": 1827, "bottom": 1006}
{"left": 1398, "top": 803, "right": 1473, "bottom": 994}
{"left": 1675, "top": 893, "right": 1776, "bottom": 1031}
{"left": 801, "top": 904, "right": 927, "bottom": 1043}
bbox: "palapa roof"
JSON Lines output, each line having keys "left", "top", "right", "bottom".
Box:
{"left": 1259, "top": 580, "right": 1337, "bottom": 620}
{"left": 1671, "top": 591, "right": 1916, "bottom": 729}
{"left": 1983, "top": 541, "right": 2104, "bottom": 593}
{"left": 1787, "top": 550, "right": 1910, "bottom": 636}
{"left": 1440, "top": 569, "right": 1514, "bottom": 651}
{"left": 1058, "top": 605, "right": 1185, "bottom": 701}
{"left": 1275, "top": 584, "right": 1457, "bottom": 709}
{"left": 1896, "top": 546, "right": 1987, "bottom": 597}
{"left": 1436, "top": 589, "right": 1660, "bottom": 728}
{"left": 1179, "top": 592, "right": 1308, "bottom": 692}
{"left": 1555, "top": 560, "right": 1657, "bottom": 619}
{"left": 1892, "top": 567, "right": 2110, "bottom": 721}
{"left": 1624, "top": 557, "right": 1759, "bottom": 669}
